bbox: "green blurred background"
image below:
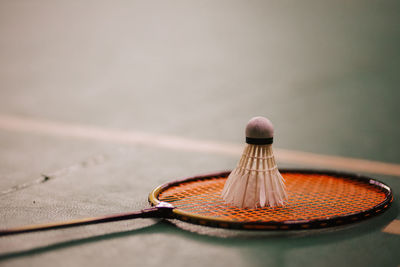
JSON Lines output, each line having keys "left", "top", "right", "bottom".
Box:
{"left": 0, "top": 1, "right": 399, "bottom": 267}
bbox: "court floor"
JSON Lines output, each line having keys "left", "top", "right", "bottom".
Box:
{"left": 0, "top": 1, "right": 399, "bottom": 267}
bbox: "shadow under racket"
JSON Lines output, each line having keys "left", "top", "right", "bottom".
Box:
{"left": 0, "top": 200, "right": 397, "bottom": 262}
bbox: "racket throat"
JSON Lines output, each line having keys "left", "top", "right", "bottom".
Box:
{"left": 146, "top": 202, "right": 175, "bottom": 218}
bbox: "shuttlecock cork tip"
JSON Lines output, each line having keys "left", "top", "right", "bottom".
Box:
{"left": 245, "top": 116, "right": 274, "bottom": 145}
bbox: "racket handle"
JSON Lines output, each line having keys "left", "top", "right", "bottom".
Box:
{"left": 0, "top": 203, "right": 174, "bottom": 236}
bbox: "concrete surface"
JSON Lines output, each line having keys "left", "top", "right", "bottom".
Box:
{"left": 0, "top": 1, "right": 399, "bottom": 266}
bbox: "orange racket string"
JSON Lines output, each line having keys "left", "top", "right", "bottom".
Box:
{"left": 158, "top": 172, "right": 388, "bottom": 222}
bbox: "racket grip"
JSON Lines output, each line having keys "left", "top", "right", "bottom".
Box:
{"left": 0, "top": 204, "right": 174, "bottom": 236}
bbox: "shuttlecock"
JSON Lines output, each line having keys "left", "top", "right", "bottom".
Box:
{"left": 221, "top": 116, "right": 287, "bottom": 208}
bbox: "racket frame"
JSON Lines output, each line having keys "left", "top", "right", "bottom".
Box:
{"left": 149, "top": 169, "right": 393, "bottom": 230}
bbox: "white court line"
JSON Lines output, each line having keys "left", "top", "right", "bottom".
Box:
{"left": 383, "top": 220, "right": 400, "bottom": 235}
{"left": 1, "top": 114, "right": 400, "bottom": 177}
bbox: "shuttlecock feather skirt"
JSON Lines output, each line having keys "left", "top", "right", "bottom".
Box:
{"left": 221, "top": 144, "right": 287, "bottom": 208}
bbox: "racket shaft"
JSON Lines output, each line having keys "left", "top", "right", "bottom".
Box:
{"left": 0, "top": 207, "right": 163, "bottom": 236}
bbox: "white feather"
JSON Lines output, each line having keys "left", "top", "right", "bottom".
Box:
{"left": 222, "top": 144, "right": 287, "bottom": 208}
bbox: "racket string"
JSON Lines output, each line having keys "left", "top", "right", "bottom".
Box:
{"left": 158, "top": 173, "right": 386, "bottom": 222}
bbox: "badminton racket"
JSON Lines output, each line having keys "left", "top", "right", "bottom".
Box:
{"left": 0, "top": 169, "right": 392, "bottom": 236}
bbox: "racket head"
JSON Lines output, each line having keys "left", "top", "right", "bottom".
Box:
{"left": 148, "top": 169, "right": 393, "bottom": 230}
